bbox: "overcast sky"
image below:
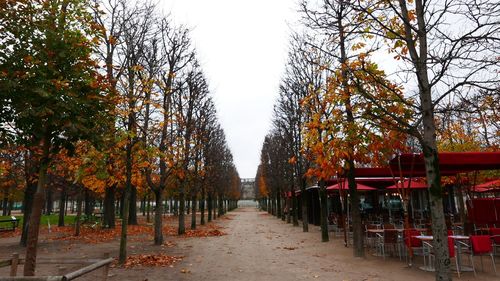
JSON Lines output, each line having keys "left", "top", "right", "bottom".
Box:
{"left": 162, "top": 1, "right": 299, "bottom": 178}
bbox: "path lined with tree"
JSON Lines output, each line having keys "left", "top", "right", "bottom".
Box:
{"left": 149, "top": 207, "right": 487, "bottom": 281}
{"left": 0, "top": 0, "right": 240, "bottom": 276}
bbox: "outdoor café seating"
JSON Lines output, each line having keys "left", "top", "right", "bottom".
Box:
{"left": 383, "top": 223, "right": 395, "bottom": 229}
{"left": 425, "top": 237, "right": 461, "bottom": 277}
{"left": 489, "top": 228, "right": 500, "bottom": 255}
{"left": 376, "top": 229, "right": 403, "bottom": 260}
{"left": 403, "top": 229, "right": 425, "bottom": 263}
{"left": 458, "top": 235, "right": 497, "bottom": 276}
{"left": 365, "top": 224, "right": 380, "bottom": 248}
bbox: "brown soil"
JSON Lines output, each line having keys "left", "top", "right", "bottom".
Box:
{"left": 1, "top": 208, "right": 498, "bottom": 281}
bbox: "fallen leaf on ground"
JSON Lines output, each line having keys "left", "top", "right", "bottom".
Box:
{"left": 162, "top": 241, "right": 176, "bottom": 247}
{"left": 49, "top": 224, "right": 153, "bottom": 244}
{"left": 119, "top": 254, "right": 183, "bottom": 268}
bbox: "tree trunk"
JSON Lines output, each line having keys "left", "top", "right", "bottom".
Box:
{"left": 347, "top": 164, "right": 364, "bottom": 257}
{"left": 301, "top": 178, "right": 309, "bottom": 232}
{"left": 178, "top": 190, "right": 185, "bottom": 235}
{"left": 128, "top": 186, "right": 137, "bottom": 225}
{"left": 456, "top": 185, "right": 466, "bottom": 232}
{"left": 45, "top": 187, "right": 53, "bottom": 215}
{"left": 141, "top": 196, "right": 146, "bottom": 216}
{"left": 200, "top": 187, "right": 206, "bottom": 225}
{"left": 65, "top": 193, "right": 69, "bottom": 216}
{"left": 191, "top": 194, "right": 196, "bottom": 230}
{"left": 103, "top": 185, "right": 116, "bottom": 228}
{"left": 424, "top": 146, "right": 450, "bottom": 280}
{"left": 20, "top": 177, "right": 38, "bottom": 247}
{"left": 213, "top": 197, "right": 217, "bottom": 219}
{"left": 286, "top": 196, "right": 291, "bottom": 223}
{"left": 118, "top": 136, "right": 133, "bottom": 264}
{"left": 207, "top": 192, "right": 212, "bottom": 222}
{"left": 23, "top": 138, "right": 50, "bottom": 276}
{"left": 74, "top": 187, "right": 83, "bottom": 236}
{"left": 271, "top": 194, "right": 276, "bottom": 216}
{"left": 58, "top": 185, "right": 66, "bottom": 227}
{"left": 277, "top": 188, "right": 282, "bottom": 219}
{"left": 84, "top": 189, "right": 93, "bottom": 219}
{"left": 218, "top": 194, "right": 223, "bottom": 217}
{"left": 319, "top": 180, "right": 329, "bottom": 242}
{"left": 119, "top": 193, "right": 124, "bottom": 218}
{"left": 153, "top": 189, "right": 163, "bottom": 245}
{"left": 2, "top": 192, "right": 8, "bottom": 216}
{"left": 146, "top": 193, "right": 151, "bottom": 223}
{"left": 173, "top": 199, "right": 178, "bottom": 216}
{"left": 7, "top": 200, "right": 13, "bottom": 215}
{"left": 292, "top": 189, "right": 299, "bottom": 226}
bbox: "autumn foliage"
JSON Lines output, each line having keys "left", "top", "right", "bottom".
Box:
{"left": 122, "top": 254, "right": 183, "bottom": 268}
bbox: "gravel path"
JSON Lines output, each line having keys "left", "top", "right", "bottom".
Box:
{"left": 170, "top": 207, "right": 499, "bottom": 281}
{"left": 2, "top": 207, "right": 498, "bottom": 280}
{"left": 172, "top": 208, "right": 438, "bottom": 281}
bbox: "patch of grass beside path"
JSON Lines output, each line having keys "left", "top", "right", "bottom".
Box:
{"left": 0, "top": 214, "right": 76, "bottom": 227}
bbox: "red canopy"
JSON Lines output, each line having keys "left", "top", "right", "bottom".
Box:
{"left": 354, "top": 167, "right": 461, "bottom": 177}
{"left": 390, "top": 152, "right": 500, "bottom": 174}
{"left": 327, "top": 180, "right": 376, "bottom": 191}
{"left": 386, "top": 179, "right": 428, "bottom": 190}
{"left": 473, "top": 179, "right": 500, "bottom": 193}
{"left": 475, "top": 179, "right": 500, "bottom": 189}
{"left": 353, "top": 152, "right": 500, "bottom": 178}
{"left": 467, "top": 198, "right": 500, "bottom": 224}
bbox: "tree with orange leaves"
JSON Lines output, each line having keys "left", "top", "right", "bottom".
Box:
{"left": 0, "top": 0, "right": 113, "bottom": 274}
{"left": 300, "top": 0, "right": 411, "bottom": 252}
{"left": 354, "top": 0, "right": 500, "bottom": 277}
{"left": 0, "top": 146, "right": 25, "bottom": 216}
{"left": 255, "top": 164, "right": 269, "bottom": 210}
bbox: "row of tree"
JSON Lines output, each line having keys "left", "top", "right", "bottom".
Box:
{"left": 256, "top": 0, "right": 499, "bottom": 280}
{"left": 0, "top": 0, "right": 241, "bottom": 275}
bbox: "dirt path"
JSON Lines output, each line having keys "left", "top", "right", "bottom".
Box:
{"left": 170, "top": 208, "right": 421, "bottom": 281}
{"left": 170, "top": 208, "right": 498, "bottom": 281}
{"left": 2, "top": 208, "right": 497, "bottom": 280}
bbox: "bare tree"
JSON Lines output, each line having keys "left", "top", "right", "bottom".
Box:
{"left": 92, "top": 0, "right": 136, "bottom": 230}
{"left": 273, "top": 33, "right": 326, "bottom": 232}
{"left": 172, "top": 61, "right": 209, "bottom": 234}
{"left": 113, "top": 0, "right": 156, "bottom": 263}
{"left": 141, "top": 18, "right": 196, "bottom": 243}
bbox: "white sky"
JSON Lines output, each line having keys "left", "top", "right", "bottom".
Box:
{"left": 162, "top": 0, "right": 300, "bottom": 178}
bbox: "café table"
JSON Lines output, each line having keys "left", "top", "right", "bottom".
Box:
{"left": 366, "top": 228, "right": 427, "bottom": 234}
{"left": 414, "top": 235, "right": 472, "bottom": 272}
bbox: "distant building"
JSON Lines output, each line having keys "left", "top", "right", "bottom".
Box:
{"left": 240, "top": 178, "right": 255, "bottom": 200}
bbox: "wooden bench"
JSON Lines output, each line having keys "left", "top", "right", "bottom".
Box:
{"left": 93, "top": 212, "right": 103, "bottom": 221}
{"left": 1, "top": 252, "right": 112, "bottom": 280}
{"left": 0, "top": 217, "right": 19, "bottom": 232}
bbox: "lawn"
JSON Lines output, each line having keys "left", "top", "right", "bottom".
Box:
{"left": 0, "top": 214, "right": 77, "bottom": 228}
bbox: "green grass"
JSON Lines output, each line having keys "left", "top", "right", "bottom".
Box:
{"left": 0, "top": 214, "right": 77, "bottom": 227}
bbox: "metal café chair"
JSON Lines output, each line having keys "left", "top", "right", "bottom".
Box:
{"left": 376, "top": 229, "right": 402, "bottom": 260}
{"left": 403, "top": 229, "right": 425, "bottom": 263}
{"left": 458, "top": 235, "right": 497, "bottom": 276}
{"left": 489, "top": 228, "right": 500, "bottom": 256}
{"left": 425, "top": 237, "right": 460, "bottom": 277}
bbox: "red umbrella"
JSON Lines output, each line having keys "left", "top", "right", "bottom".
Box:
{"left": 473, "top": 179, "right": 500, "bottom": 193}
{"left": 386, "top": 179, "right": 427, "bottom": 190}
{"left": 327, "top": 180, "right": 376, "bottom": 191}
